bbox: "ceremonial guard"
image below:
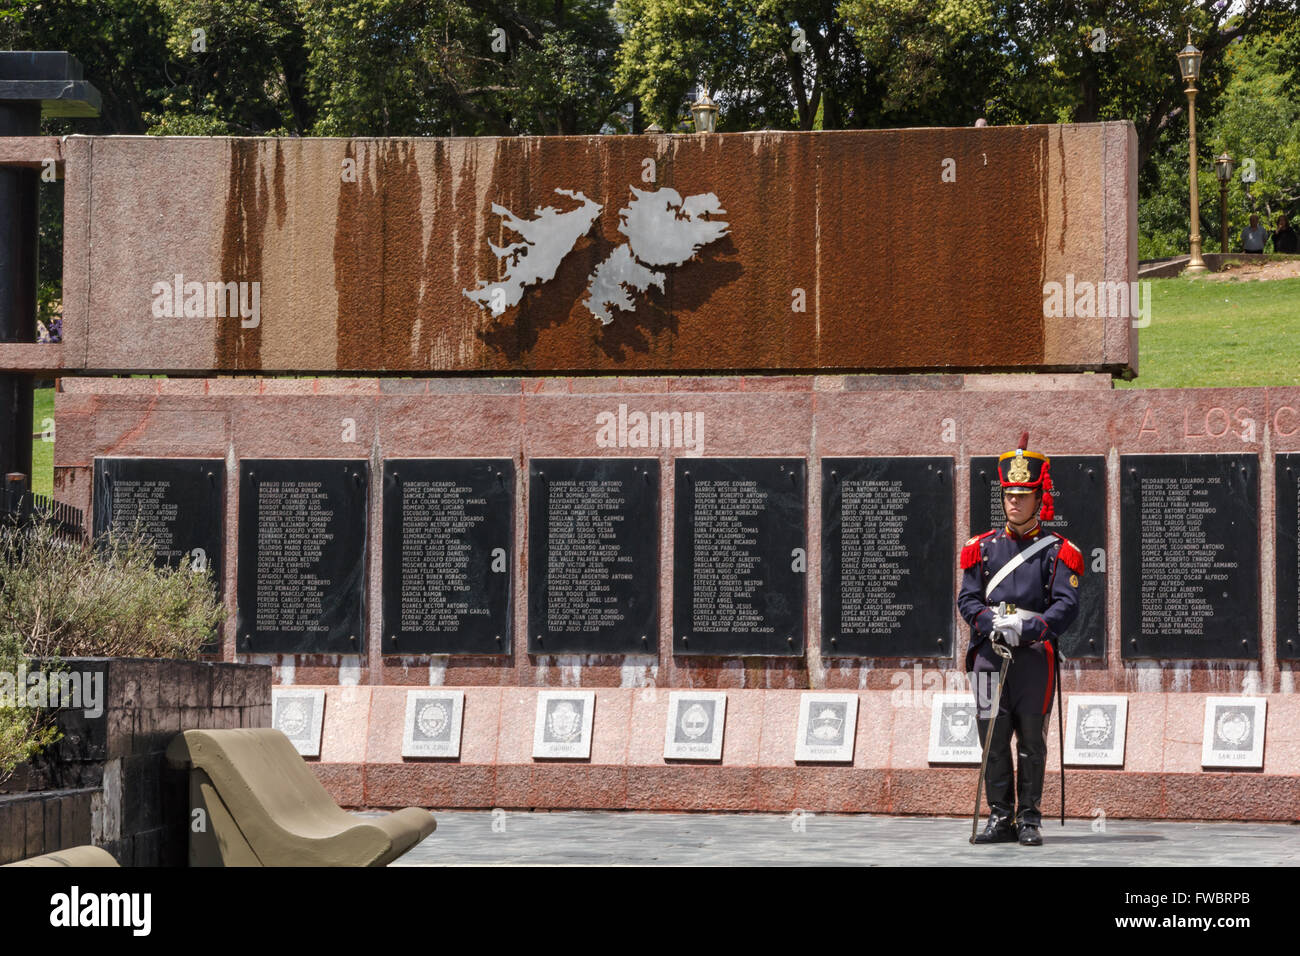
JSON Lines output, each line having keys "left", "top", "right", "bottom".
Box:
{"left": 958, "top": 432, "right": 1083, "bottom": 846}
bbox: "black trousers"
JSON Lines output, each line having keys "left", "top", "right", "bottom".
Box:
{"left": 967, "top": 638, "right": 1055, "bottom": 826}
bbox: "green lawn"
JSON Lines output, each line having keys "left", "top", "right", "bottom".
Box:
{"left": 32, "top": 386, "right": 54, "bottom": 496}
{"left": 1117, "top": 275, "right": 1300, "bottom": 388}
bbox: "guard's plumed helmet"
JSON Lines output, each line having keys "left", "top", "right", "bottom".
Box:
{"left": 997, "top": 431, "right": 1055, "bottom": 520}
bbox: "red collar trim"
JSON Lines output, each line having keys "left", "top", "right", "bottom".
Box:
{"left": 1004, "top": 521, "right": 1041, "bottom": 540}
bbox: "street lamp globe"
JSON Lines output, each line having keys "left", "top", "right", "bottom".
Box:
{"left": 690, "top": 89, "right": 719, "bottom": 134}
{"left": 1214, "top": 152, "right": 1234, "bottom": 183}
{"left": 1177, "top": 34, "right": 1202, "bottom": 84}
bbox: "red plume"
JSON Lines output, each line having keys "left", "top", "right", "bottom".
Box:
{"left": 1018, "top": 431, "right": 1029, "bottom": 451}
{"left": 1040, "top": 458, "right": 1055, "bottom": 520}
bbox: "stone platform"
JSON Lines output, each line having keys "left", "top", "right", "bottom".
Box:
{"left": 389, "top": 809, "right": 1300, "bottom": 866}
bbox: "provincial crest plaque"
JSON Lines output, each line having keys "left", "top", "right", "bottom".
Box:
{"left": 532, "top": 690, "right": 597, "bottom": 759}
{"left": 1062, "top": 695, "right": 1128, "bottom": 766}
{"left": 271, "top": 688, "right": 326, "bottom": 757}
{"left": 1201, "top": 697, "right": 1266, "bottom": 769}
{"left": 402, "top": 690, "right": 466, "bottom": 758}
{"left": 926, "top": 693, "right": 982, "bottom": 764}
{"left": 794, "top": 693, "right": 858, "bottom": 762}
{"left": 663, "top": 691, "right": 727, "bottom": 760}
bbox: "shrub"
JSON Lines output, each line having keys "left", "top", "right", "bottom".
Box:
{"left": 0, "top": 518, "right": 224, "bottom": 784}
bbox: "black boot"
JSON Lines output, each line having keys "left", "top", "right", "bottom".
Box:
{"left": 974, "top": 810, "right": 1017, "bottom": 844}
{"left": 1017, "top": 821, "right": 1043, "bottom": 846}
{"left": 974, "top": 715, "right": 1016, "bottom": 844}
{"left": 1014, "top": 713, "right": 1049, "bottom": 845}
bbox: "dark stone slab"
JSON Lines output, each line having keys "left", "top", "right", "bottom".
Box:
{"left": 527, "top": 459, "right": 659, "bottom": 654}
{"left": 94, "top": 458, "right": 225, "bottom": 652}
{"left": 236, "top": 459, "right": 369, "bottom": 654}
{"left": 823, "top": 458, "right": 953, "bottom": 658}
{"left": 674, "top": 458, "right": 807, "bottom": 656}
{"left": 1120, "top": 455, "right": 1259, "bottom": 660}
{"left": 970, "top": 455, "right": 1107, "bottom": 659}
{"left": 382, "top": 459, "right": 514, "bottom": 655}
{"left": 1277, "top": 454, "right": 1300, "bottom": 661}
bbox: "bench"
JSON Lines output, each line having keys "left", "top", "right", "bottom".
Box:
{"left": 3, "top": 846, "right": 120, "bottom": 867}
{"left": 166, "top": 728, "right": 435, "bottom": 867}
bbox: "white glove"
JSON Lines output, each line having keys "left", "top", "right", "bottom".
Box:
{"left": 992, "top": 613, "right": 1022, "bottom": 647}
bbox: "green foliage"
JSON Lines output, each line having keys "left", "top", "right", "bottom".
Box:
{"left": 0, "top": 520, "right": 223, "bottom": 661}
{"left": 0, "top": 518, "right": 222, "bottom": 784}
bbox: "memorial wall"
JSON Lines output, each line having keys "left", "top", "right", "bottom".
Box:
{"left": 54, "top": 376, "right": 1300, "bottom": 695}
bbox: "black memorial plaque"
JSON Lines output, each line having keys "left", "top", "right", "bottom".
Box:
{"left": 382, "top": 459, "right": 514, "bottom": 655}
{"left": 93, "top": 457, "right": 225, "bottom": 588}
{"left": 1277, "top": 454, "right": 1300, "bottom": 661}
{"left": 1120, "top": 454, "right": 1259, "bottom": 660}
{"left": 674, "top": 458, "right": 807, "bottom": 656}
{"left": 236, "top": 459, "right": 369, "bottom": 654}
{"left": 527, "top": 458, "right": 659, "bottom": 654}
{"left": 823, "top": 458, "right": 953, "bottom": 658}
{"left": 970, "top": 456, "right": 1106, "bottom": 660}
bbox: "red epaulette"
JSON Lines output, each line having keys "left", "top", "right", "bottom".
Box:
{"left": 960, "top": 530, "right": 995, "bottom": 569}
{"left": 1054, "top": 534, "right": 1084, "bottom": 575}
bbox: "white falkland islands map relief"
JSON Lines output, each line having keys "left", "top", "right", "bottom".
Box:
{"left": 463, "top": 185, "right": 730, "bottom": 325}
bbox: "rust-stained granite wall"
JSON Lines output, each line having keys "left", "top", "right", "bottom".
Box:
{"left": 25, "top": 124, "right": 1136, "bottom": 376}
{"left": 53, "top": 374, "right": 1298, "bottom": 697}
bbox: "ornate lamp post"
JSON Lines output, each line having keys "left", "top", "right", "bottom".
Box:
{"left": 1178, "top": 33, "right": 1208, "bottom": 274}
{"left": 690, "top": 89, "right": 718, "bottom": 134}
{"left": 1214, "top": 152, "right": 1235, "bottom": 253}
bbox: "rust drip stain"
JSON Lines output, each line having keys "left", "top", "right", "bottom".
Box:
{"left": 415, "top": 139, "right": 454, "bottom": 368}
{"left": 333, "top": 142, "right": 388, "bottom": 369}
{"left": 1057, "top": 126, "right": 1068, "bottom": 255}
{"left": 1037, "top": 135, "right": 1050, "bottom": 287}
{"left": 273, "top": 140, "right": 287, "bottom": 228}
{"left": 376, "top": 140, "right": 423, "bottom": 371}
{"left": 217, "top": 140, "right": 269, "bottom": 369}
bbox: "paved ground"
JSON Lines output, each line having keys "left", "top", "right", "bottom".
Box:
{"left": 389, "top": 810, "right": 1300, "bottom": 866}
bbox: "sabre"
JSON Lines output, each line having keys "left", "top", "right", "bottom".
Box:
{"left": 970, "top": 601, "right": 1015, "bottom": 844}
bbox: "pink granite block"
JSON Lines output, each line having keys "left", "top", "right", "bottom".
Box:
{"left": 625, "top": 687, "right": 673, "bottom": 766}
{"left": 888, "top": 768, "right": 976, "bottom": 815}
{"left": 1163, "top": 695, "right": 1210, "bottom": 772}
{"left": 624, "top": 767, "right": 760, "bottom": 810}
{"left": 206, "top": 378, "right": 263, "bottom": 395}
{"left": 495, "top": 688, "right": 540, "bottom": 764}
{"left": 888, "top": 692, "right": 937, "bottom": 770}
{"left": 363, "top": 686, "right": 407, "bottom": 764}
{"left": 615, "top": 377, "right": 672, "bottom": 393}
{"left": 528, "top": 766, "right": 628, "bottom": 809}
{"left": 316, "top": 378, "right": 380, "bottom": 394}
{"left": 719, "top": 689, "right": 763, "bottom": 767}
{"left": 589, "top": 688, "right": 631, "bottom": 765}
{"left": 667, "top": 376, "right": 745, "bottom": 392}
{"left": 319, "top": 686, "right": 371, "bottom": 763}
{"left": 377, "top": 395, "right": 520, "bottom": 457}
{"left": 157, "top": 378, "right": 208, "bottom": 394}
{"left": 567, "top": 377, "right": 620, "bottom": 393}
{"left": 492, "top": 764, "right": 533, "bottom": 807}
{"left": 310, "top": 763, "right": 365, "bottom": 808}
{"left": 794, "top": 767, "right": 888, "bottom": 812}
{"left": 749, "top": 767, "right": 798, "bottom": 810}
{"left": 1113, "top": 693, "right": 1165, "bottom": 772}
{"left": 854, "top": 692, "right": 897, "bottom": 768}
{"left": 457, "top": 687, "right": 504, "bottom": 766}
{"left": 1056, "top": 770, "right": 1165, "bottom": 820}
{"left": 259, "top": 379, "right": 318, "bottom": 394}
{"left": 1163, "top": 773, "right": 1300, "bottom": 822}
{"left": 233, "top": 397, "right": 375, "bottom": 456}
{"left": 757, "top": 691, "right": 802, "bottom": 766}
{"left": 1263, "top": 695, "right": 1300, "bottom": 775}
{"left": 740, "top": 376, "right": 812, "bottom": 392}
